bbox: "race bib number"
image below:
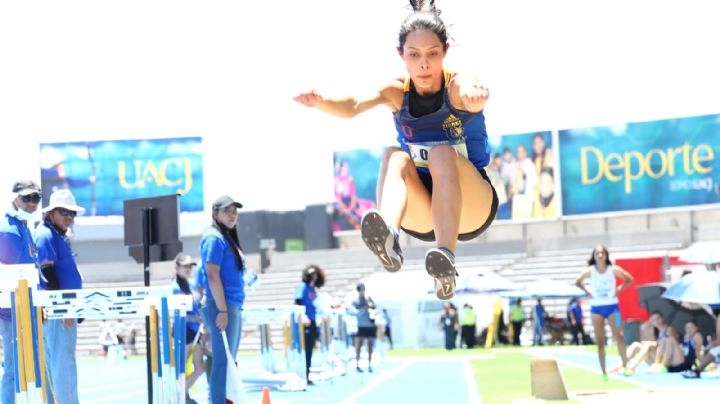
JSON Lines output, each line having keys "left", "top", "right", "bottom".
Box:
{"left": 408, "top": 142, "right": 468, "bottom": 168}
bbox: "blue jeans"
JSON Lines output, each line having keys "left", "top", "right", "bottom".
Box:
{"left": 203, "top": 296, "right": 242, "bottom": 404}
{"left": 0, "top": 320, "right": 15, "bottom": 404}
{"left": 533, "top": 320, "right": 545, "bottom": 345}
{"left": 44, "top": 320, "right": 79, "bottom": 404}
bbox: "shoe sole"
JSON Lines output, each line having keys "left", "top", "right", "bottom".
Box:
{"left": 361, "top": 211, "right": 402, "bottom": 272}
{"left": 426, "top": 250, "right": 456, "bottom": 300}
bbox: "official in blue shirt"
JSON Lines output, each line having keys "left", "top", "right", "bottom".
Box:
{"left": 568, "top": 298, "right": 587, "bottom": 346}
{"left": 0, "top": 179, "right": 41, "bottom": 404}
{"left": 199, "top": 195, "right": 246, "bottom": 404}
{"left": 35, "top": 189, "right": 85, "bottom": 404}
{"left": 294, "top": 265, "right": 325, "bottom": 384}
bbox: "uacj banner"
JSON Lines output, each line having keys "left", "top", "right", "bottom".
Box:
{"left": 39, "top": 137, "right": 204, "bottom": 216}
{"left": 559, "top": 114, "right": 720, "bottom": 215}
{"left": 332, "top": 148, "right": 383, "bottom": 233}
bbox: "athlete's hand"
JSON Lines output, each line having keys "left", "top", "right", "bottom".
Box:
{"left": 459, "top": 81, "right": 489, "bottom": 112}
{"left": 293, "top": 90, "right": 324, "bottom": 107}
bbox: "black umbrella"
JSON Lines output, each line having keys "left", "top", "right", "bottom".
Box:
{"left": 664, "top": 305, "right": 716, "bottom": 339}
{"left": 637, "top": 284, "right": 676, "bottom": 317}
{"left": 636, "top": 284, "right": 716, "bottom": 338}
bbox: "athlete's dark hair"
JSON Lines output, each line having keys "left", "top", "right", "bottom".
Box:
{"left": 398, "top": 0, "right": 449, "bottom": 53}
{"left": 301, "top": 264, "right": 326, "bottom": 288}
{"left": 587, "top": 244, "right": 612, "bottom": 267}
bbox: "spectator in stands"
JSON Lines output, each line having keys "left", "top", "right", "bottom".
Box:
{"left": 172, "top": 252, "right": 204, "bottom": 402}
{"left": 532, "top": 299, "right": 546, "bottom": 346}
{"left": 197, "top": 195, "right": 247, "bottom": 404}
{"left": 294, "top": 0, "right": 497, "bottom": 301}
{"left": 0, "top": 180, "right": 41, "bottom": 404}
{"left": 460, "top": 303, "right": 477, "bottom": 348}
{"left": 440, "top": 302, "right": 459, "bottom": 350}
{"left": 575, "top": 245, "right": 634, "bottom": 379}
{"left": 294, "top": 264, "right": 326, "bottom": 385}
{"left": 567, "top": 298, "right": 586, "bottom": 345}
{"left": 382, "top": 308, "right": 394, "bottom": 350}
{"left": 510, "top": 299, "right": 525, "bottom": 346}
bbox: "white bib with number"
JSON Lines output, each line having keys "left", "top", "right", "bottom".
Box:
{"left": 407, "top": 141, "right": 468, "bottom": 168}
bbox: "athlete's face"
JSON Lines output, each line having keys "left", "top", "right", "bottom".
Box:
{"left": 399, "top": 29, "right": 446, "bottom": 95}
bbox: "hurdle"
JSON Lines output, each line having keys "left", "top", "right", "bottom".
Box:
{"left": 241, "top": 304, "right": 307, "bottom": 391}
{"left": 1, "top": 264, "right": 192, "bottom": 404}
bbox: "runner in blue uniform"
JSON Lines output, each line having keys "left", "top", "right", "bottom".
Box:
{"left": 294, "top": 0, "right": 497, "bottom": 300}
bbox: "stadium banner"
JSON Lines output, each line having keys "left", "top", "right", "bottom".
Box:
{"left": 332, "top": 148, "right": 383, "bottom": 233}
{"left": 486, "top": 131, "right": 557, "bottom": 220}
{"left": 39, "top": 137, "right": 204, "bottom": 216}
{"left": 559, "top": 114, "right": 720, "bottom": 215}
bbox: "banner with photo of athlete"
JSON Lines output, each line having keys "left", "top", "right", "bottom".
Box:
{"left": 332, "top": 148, "right": 383, "bottom": 233}
{"left": 39, "top": 137, "right": 204, "bottom": 216}
{"left": 559, "top": 114, "right": 720, "bottom": 215}
{"left": 485, "top": 131, "right": 557, "bottom": 220}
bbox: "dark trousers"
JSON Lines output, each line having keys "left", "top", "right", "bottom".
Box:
{"left": 570, "top": 323, "right": 586, "bottom": 345}
{"left": 385, "top": 326, "right": 393, "bottom": 349}
{"left": 444, "top": 327, "right": 457, "bottom": 350}
{"left": 512, "top": 321, "right": 523, "bottom": 346}
{"left": 304, "top": 321, "right": 318, "bottom": 380}
{"left": 461, "top": 325, "right": 476, "bottom": 348}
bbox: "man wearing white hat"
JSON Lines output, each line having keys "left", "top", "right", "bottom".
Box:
{"left": 34, "top": 189, "right": 86, "bottom": 404}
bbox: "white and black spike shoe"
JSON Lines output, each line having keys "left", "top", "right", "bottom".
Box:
{"left": 360, "top": 209, "right": 403, "bottom": 272}
{"left": 426, "top": 248, "right": 458, "bottom": 300}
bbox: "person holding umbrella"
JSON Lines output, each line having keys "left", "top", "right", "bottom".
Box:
{"left": 575, "top": 245, "right": 634, "bottom": 379}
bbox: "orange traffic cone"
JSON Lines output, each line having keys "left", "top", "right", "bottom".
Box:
{"left": 261, "top": 386, "right": 271, "bottom": 404}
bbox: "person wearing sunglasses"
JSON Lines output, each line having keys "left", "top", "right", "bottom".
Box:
{"left": 0, "top": 179, "right": 42, "bottom": 403}
{"left": 33, "top": 188, "right": 85, "bottom": 404}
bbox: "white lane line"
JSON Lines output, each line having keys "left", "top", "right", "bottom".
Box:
{"left": 338, "top": 361, "right": 415, "bottom": 404}
{"left": 82, "top": 390, "right": 146, "bottom": 404}
{"left": 79, "top": 381, "right": 146, "bottom": 394}
{"left": 463, "top": 359, "right": 482, "bottom": 404}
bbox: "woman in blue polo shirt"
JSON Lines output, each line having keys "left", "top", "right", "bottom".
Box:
{"left": 575, "top": 245, "right": 634, "bottom": 379}
{"left": 198, "top": 195, "right": 246, "bottom": 404}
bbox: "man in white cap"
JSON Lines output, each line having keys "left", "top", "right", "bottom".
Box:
{"left": 34, "top": 188, "right": 86, "bottom": 404}
{"left": 0, "top": 179, "right": 42, "bottom": 403}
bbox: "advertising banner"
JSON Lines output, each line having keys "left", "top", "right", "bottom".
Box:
{"left": 559, "top": 114, "right": 720, "bottom": 215}
{"left": 332, "top": 148, "right": 383, "bottom": 232}
{"left": 39, "top": 137, "right": 204, "bottom": 216}
{"left": 486, "top": 131, "right": 556, "bottom": 220}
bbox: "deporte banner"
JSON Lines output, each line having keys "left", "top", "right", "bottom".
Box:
{"left": 39, "top": 137, "right": 204, "bottom": 216}
{"left": 559, "top": 114, "right": 720, "bottom": 215}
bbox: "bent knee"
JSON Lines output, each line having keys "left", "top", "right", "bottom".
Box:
{"left": 427, "top": 145, "right": 458, "bottom": 171}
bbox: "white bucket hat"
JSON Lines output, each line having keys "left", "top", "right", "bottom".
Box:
{"left": 42, "top": 189, "right": 86, "bottom": 215}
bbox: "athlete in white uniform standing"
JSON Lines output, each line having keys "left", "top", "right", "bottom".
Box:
{"left": 575, "top": 245, "right": 634, "bottom": 379}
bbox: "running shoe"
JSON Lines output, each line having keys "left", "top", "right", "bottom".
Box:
{"left": 623, "top": 367, "right": 634, "bottom": 376}
{"left": 361, "top": 209, "right": 403, "bottom": 272}
{"left": 425, "top": 248, "right": 458, "bottom": 300}
{"left": 681, "top": 370, "right": 700, "bottom": 379}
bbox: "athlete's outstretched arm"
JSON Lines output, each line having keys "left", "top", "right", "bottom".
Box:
{"left": 450, "top": 72, "right": 490, "bottom": 113}
{"left": 293, "top": 81, "right": 402, "bottom": 118}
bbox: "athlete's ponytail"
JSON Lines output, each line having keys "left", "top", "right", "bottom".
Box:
{"left": 399, "top": 0, "right": 448, "bottom": 52}
{"left": 409, "top": 0, "right": 439, "bottom": 14}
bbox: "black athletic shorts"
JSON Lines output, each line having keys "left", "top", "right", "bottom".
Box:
{"left": 356, "top": 326, "right": 377, "bottom": 338}
{"left": 401, "top": 168, "right": 499, "bottom": 242}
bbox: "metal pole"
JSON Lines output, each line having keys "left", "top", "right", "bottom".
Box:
{"left": 143, "top": 207, "right": 154, "bottom": 403}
